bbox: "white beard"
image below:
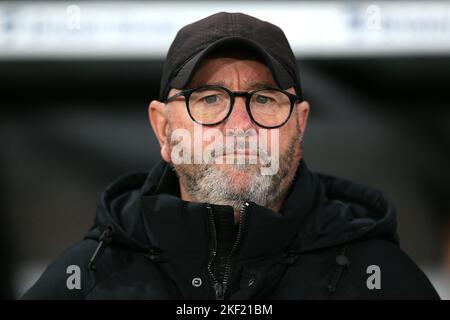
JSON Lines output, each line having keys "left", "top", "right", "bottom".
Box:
{"left": 171, "top": 136, "right": 301, "bottom": 211}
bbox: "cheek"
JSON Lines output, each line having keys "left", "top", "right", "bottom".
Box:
{"left": 169, "top": 105, "right": 194, "bottom": 133}
{"left": 166, "top": 107, "right": 197, "bottom": 157}
{"left": 264, "top": 124, "right": 296, "bottom": 155}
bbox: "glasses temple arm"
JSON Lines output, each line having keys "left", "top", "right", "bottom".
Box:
{"left": 165, "top": 91, "right": 186, "bottom": 103}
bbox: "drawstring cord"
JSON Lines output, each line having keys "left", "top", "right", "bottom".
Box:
{"left": 327, "top": 244, "right": 351, "bottom": 293}
{"left": 88, "top": 224, "right": 165, "bottom": 270}
{"left": 88, "top": 224, "right": 115, "bottom": 271}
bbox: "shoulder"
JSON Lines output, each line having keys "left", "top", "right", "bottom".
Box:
{"left": 343, "top": 238, "right": 440, "bottom": 299}
{"left": 21, "top": 239, "right": 134, "bottom": 299}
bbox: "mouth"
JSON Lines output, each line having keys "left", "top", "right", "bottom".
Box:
{"left": 221, "top": 149, "right": 258, "bottom": 157}
{"left": 213, "top": 150, "right": 261, "bottom": 167}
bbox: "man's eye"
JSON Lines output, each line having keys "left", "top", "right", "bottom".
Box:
{"left": 255, "top": 95, "right": 271, "bottom": 104}
{"left": 202, "top": 95, "right": 218, "bottom": 104}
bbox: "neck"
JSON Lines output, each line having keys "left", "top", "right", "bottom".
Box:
{"left": 180, "top": 184, "right": 238, "bottom": 222}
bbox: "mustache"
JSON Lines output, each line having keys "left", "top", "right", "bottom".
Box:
{"left": 210, "top": 142, "right": 271, "bottom": 161}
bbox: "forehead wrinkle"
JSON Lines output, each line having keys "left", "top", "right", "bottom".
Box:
{"left": 192, "top": 80, "right": 277, "bottom": 91}
{"left": 233, "top": 62, "right": 242, "bottom": 90}
{"left": 243, "top": 80, "right": 277, "bottom": 90}
{"left": 188, "top": 58, "right": 276, "bottom": 90}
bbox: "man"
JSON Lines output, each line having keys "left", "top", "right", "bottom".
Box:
{"left": 23, "top": 12, "right": 439, "bottom": 299}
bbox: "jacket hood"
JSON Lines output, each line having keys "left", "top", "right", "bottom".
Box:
{"left": 85, "top": 159, "right": 398, "bottom": 259}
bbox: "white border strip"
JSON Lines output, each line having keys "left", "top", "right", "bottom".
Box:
{"left": 1, "top": 1, "right": 450, "bottom": 59}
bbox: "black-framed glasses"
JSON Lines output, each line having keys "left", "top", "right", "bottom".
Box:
{"left": 165, "top": 85, "right": 303, "bottom": 129}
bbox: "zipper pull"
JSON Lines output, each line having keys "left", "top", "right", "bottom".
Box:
{"left": 241, "top": 202, "right": 250, "bottom": 212}
{"left": 214, "top": 283, "right": 227, "bottom": 300}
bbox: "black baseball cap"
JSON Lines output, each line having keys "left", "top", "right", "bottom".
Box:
{"left": 159, "top": 12, "right": 302, "bottom": 101}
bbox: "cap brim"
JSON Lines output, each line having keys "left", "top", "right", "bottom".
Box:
{"left": 170, "top": 36, "right": 294, "bottom": 91}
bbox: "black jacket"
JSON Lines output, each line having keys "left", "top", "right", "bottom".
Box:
{"left": 22, "top": 159, "right": 440, "bottom": 299}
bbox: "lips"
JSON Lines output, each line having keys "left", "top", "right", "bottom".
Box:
{"left": 222, "top": 149, "right": 258, "bottom": 156}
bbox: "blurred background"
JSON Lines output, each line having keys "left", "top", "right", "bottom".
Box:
{"left": 1, "top": 0, "right": 449, "bottom": 299}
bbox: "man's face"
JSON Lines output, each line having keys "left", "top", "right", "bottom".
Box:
{"left": 149, "top": 54, "right": 309, "bottom": 212}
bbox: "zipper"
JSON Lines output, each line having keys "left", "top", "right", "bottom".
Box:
{"left": 206, "top": 202, "right": 250, "bottom": 300}
{"left": 206, "top": 204, "right": 220, "bottom": 298}
{"left": 221, "top": 202, "right": 249, "bottom": 297}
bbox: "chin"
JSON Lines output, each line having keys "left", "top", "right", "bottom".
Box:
{"left": 219, "top": 164, "right": 260, "bottom": 186}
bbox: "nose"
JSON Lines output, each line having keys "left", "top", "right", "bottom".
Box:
{"left": 223, "top": 96, "right": 255, "bottom": 131}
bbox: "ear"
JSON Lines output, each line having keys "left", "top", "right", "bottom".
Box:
{"left": 148, "top": 100, "right": 171, "bottom": 163}
{"left": 296, "top": 100, "right": 310, "bottom": 135}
